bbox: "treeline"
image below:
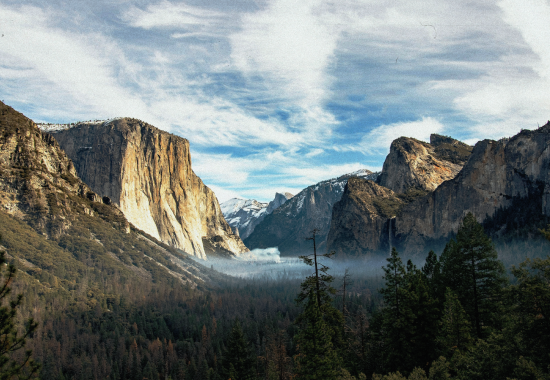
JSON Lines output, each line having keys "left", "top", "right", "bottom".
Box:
{"left": 304, "top": 212, "right": 550, "bottom": 379}
{"left": 3, "top": 214, "right": 550, "bottom": 379}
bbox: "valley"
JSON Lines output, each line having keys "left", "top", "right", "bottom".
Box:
{"left": 1, "top": 100, "right": 550, "bottom": 380}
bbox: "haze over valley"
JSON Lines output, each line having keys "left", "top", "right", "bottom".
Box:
{"left": 1, "top": 1, "right": 550, "bottom": 379}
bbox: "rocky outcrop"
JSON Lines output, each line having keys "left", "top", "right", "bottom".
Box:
{"left": 326, "top": 178, "right": 403, "bottom": 258}
{"left": 244, "top": 170, "right": 379, "bottom": 256}
{"left": 0, "top": 101, "right": 116, "bottom": 234}
{"left": 394, "top": 125, "right": 550, "bottom": 254}
{"left": 48, "top": 118, "right": 248, "bottom": 259}
{"left": 267, "top": 192, "right": 294, "bottom": 214}
{"left": 327, "top": 123, "right": 550, "bottom": 257}
{"left": 377, "top": 135, "right": 472, "bottom": 193}
{"left": 221, "top": 192, "right": 293, "bottom": 240}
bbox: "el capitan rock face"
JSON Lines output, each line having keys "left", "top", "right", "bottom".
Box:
{"left": 49, "top": 118, "right": 248, "bottom": 259}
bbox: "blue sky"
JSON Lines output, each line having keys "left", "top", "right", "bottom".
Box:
{"left": 1, "top": 0, "right": 549, "bottom": 202}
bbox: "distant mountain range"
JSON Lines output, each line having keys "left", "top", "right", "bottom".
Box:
{"left": 220, "top": 192, "right": 293, "bottom": 239}
{"left": 8, "top": 98, "right": 550, "bottom": 265}
{"left": 243, "top": 169, "right": 379, "bottom": 256}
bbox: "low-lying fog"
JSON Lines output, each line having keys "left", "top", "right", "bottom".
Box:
{"left": 192, "top": 247, "right": 393, "bottom": 281}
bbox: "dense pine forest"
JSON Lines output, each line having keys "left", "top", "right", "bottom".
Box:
{"left": 2, "top": 213, "right": 550, "bottom": 380}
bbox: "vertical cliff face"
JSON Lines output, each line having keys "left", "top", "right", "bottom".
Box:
{"left": 394, "top": 124, "right": 550, "bottom": 254}
{"left": 377, "top": 135, "right": 472, "bottom": 193}
{"left": 326, "top": 178, "right": 403, "bottom": 258}
{"left": 50, "top": 118, "right": 248, "bottom": 259}
{"left": 327, "top": 134, "right": 472, "bottom": 257}
{"left": 327, "top": 123, "right": 550, "bottom": 257}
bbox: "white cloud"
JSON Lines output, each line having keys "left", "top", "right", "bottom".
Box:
{"left": 122, "top": 1, "right": 224, "bottom": 30}
{"left": 230, "top": 0, "right": 338, "bottom": 108}
{"left": 0, "top": 5, "right": 154, "bottom": 121}
{"left": 499, "top": 0, "right": 550, "bottom": 78}
{"left": 359, "top": 117, "right": 445, "bottom": 154}
{"left": 283, "top": 162, "right": 374, "bottom": 186}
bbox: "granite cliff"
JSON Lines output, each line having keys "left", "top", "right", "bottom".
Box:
{"left": 326, "top": 178, "right": 403, "bottom": 258}
{"left": 244, "top": 170, "right": 379, "bottom": 256}
{"left": 0, "top": 101, "right": 222, "bottom": 288}
{"left": 221, "top": 192, "right": 293, "bottom": 240}
{"left": 47, "top": 118, "right": 248, "bottom": 259}
{"left": 327, "top": 125, "right": 550, "bottom": 257}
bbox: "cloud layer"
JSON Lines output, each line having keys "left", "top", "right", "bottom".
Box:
{"left": 1, "top": 0, "right": 549, "bottom": 202}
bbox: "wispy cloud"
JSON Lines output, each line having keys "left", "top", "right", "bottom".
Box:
{"left": 122, "top": 1, "right": 224, "bottom": 30}
{"left": 2, "top": 0, "right": 549, "bottom": 204}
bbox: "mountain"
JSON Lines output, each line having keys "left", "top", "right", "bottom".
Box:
{"left": 43, "top": 118, "right": 248, "bottom": 259}
{"left": 244, "top": 169, "right": 379, "bottom": 256}
{"left": 220, "top": 192, "right": 293, "bottom": 239}
{"left": 327, "top": 125, "right": 550, "bottom": 257}
{"left": 377, "top": 134, "right": 472, "bottom": 193}
{"left": 0, "top": 101, "right": 222, "bottom": 292}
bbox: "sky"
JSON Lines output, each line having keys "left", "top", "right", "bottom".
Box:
{"left": 1, "top": 0, "right": 549, "bottom": 202}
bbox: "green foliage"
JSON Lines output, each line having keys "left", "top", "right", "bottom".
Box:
{"left": 372, "top": 198, "right": 404, "bottom": 218}
{"left": 295, "top": 296, "right": 341, "bottom": 380}
{"left": 437, "top": 288, "right": 472, "bottom": 357}
{"left": 0, "top": 248, "right": 40, "bottom": 380}
{"left": 222, "top": 319, "right": 257, "bottom": 380}
{"left": 295, "top": 230, "right": 344, "bottom": 379}
{"left": 509, "top": 256, "right": 550, "bottom": 371}
{"left": 440, "top": 213, "right": 507, "bottom": 338}
{"left": 379, "top": 249, "right": 439, "bottom": 373}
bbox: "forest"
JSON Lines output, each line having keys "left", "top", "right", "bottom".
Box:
{"left": 2, "top": 212, "right": 550, "bottom": 380}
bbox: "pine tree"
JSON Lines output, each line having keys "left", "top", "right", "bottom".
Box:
{"left": 0, "top": 246, "right": 40, "bottom": 380}
{"left": 221, "top": 319, "right": 256, "bottom": 380}
{"left": 295, "top": 295, "right": 341, "bottom": 380}
{"left": 379, "top": 248, "right": 408, "bottom": 372}
{"left": 509, "top": 256, "right": 550, "bottom": 370}
{"left": 379, "top": 250, "right": 439, "bottom": 372}
{"left": 437, "top": 288, "right": 472, "bottom": 356}
{"left": 440, "top": 213, "right": 507, "bottom": 338}
{"left": 294, "top": 229, "right": 343, "bottom": 379}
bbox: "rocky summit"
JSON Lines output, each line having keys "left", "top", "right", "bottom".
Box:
{"left": 377, "top": 134, "right": 472, "bottom": 193}
{"left": 47, "top": 118, "right": 248, "bottom": 259}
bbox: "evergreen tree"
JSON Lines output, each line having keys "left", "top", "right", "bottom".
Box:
{"left": 0, "top": 247, "right": 40, "bottom": 380}
{"left": 221, "top": 320, "right": 256, "bottom": 380}
{"left": 294, "top": 229, "right": 343, "bottom": 379}
{"left": 379, "top": 250, "right": 439, "bottom": 372}
{"left": 509, "top": 257, "right": 550, "bottom": 370}
{"left": 378, "top": 248, "right": 409, "bottom": 372}
{"left": 296, "top": 230, "right": 344, "bottom": 348}
{"left": 440, "top": 213, "right": 507, "bottom": 338}
{"left": 295, "top": 294, "right": 341, "bottom": 380}
{"left": 403, "top": 261, "right": 439, "bottom": 370}
{"left": 437, "top": 288, "right": 472, "bottom": 356}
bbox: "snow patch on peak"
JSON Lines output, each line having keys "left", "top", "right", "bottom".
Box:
{"left": 37, "top": 118, "right": 125, "bottom": 133}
